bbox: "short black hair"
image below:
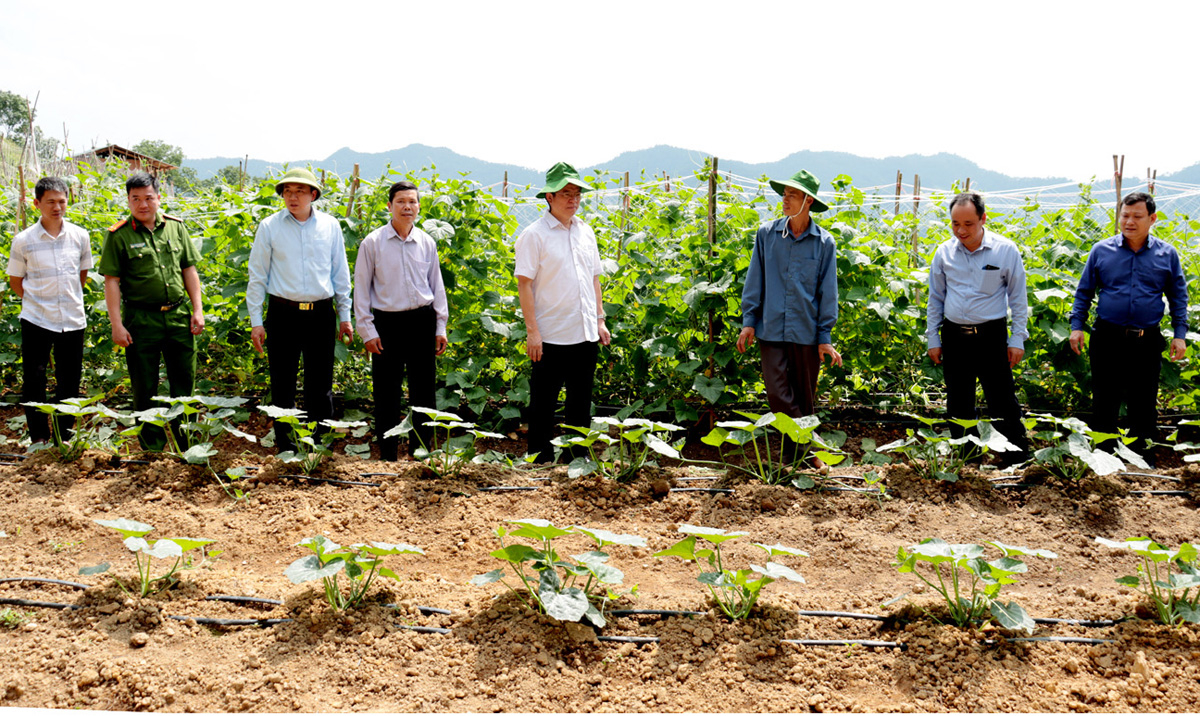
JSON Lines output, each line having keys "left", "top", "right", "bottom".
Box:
{"left": 388, "top": 180, "right": 419, "bottom": 203}
{"left": 125, "top": 172, "right": 159, "bottom": 195}
{"left": 948, "top": 191, "right": 985, "bottom": 218}
{"left": 34, "top": 176, "right": 69, "bottom": 201}
{"left": 1122, "top": 191, "right": 1156, "bottom": 215}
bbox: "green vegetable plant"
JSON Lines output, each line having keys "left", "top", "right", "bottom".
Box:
{"left": 554, "top": 416, "right": 684, "bottom": 480}
{"left": 0, "top": 607, "right": 31, "bottom": 628}
{"left": 894, "top": 538, "right": 1057, "bottom": 633}
{"left": 697, "top": 411, "right": 844, "bottom": 487}
{"left": 1167, "top": 419, "right": 1200, "bottom": 464}
{"left": 1095, "top": 537, "right": 1200, "bottom": 625}
{"left": 878, "top": 415, "right": 1018, "bottom": 482}
{"left": 258, "top": 406, "right": 366, "bottom": 474}
{"left": 654, "top": 524, "right": 807, "bottom": 620}
{"left": 384, "top": 407, "right": 504, "bottom": 478}
{"left": 23, "top": 397, "right": 126, "bottom": 461}
{"left": 1026, "top": 413, "right": 1148, "bottom": 480}
{"left": 90, "top": 518, "right": 215, "bottom": 597}
{"left": 284, "top": 535, "right": 425, "bottom": 612}
{"left": 471, "top": 519, "right": 644, "bottom": 627}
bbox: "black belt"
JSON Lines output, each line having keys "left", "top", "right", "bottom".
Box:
{"left": 1095, "top": 319, "right": 1150, "bottom": 338}
{"left": 943, "top": 318, "right": 1004, "bottom": 335}
{"left": 124, "top": 298, "right": 184, "bottom": 312}
{"left": 269, "top": 295, "right": 333, "bottom": 311}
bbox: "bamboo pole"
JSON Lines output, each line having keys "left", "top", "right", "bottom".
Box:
{"left": 18, "top": 164, "right": 27, "bottom": 230}
{"left": 1149, "top": 168, "right": 1157, "bottom": 195}
{"left": 706, "top": 158, "right": 719, "bottom": 429}
{"left": 664, "top": 172, "right": 670, "bottom": 193}
{"left": 617, "top": 170, "right": 629, "bottom": 264}
{"left": 893, "top": 171, "right": 902, "bottom": 215}
{"left": 964, "top": 177, "right": 971, "bottom": 192}
{"left": 1112, "top": 155, "right": 1124, "bottom": 233}
{"left": 909, "top": 174, "right": 921, "bottom": 266}
{"left": 502, "top": 170, "right": 508, "bottom": 198}
{"left": 346, "top": 163, "right": 360, "bottom": 217}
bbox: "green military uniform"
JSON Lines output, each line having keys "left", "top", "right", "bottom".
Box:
{"left": 98, "top": 212, "right": 201, "bottom": 451}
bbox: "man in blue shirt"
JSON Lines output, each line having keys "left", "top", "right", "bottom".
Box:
{"left": 737, "top": 170, "right": 841, "bottom": 469}
{"left": 1069, "top": 192, "right": 1190, "bottom": 457}
{"left": 926, "top": 192, "right": 1030, "bottom": 461}
{"left": 246, "top": 168, "right": 353, "bottom": 453}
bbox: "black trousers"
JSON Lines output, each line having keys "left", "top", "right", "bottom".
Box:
{"left": 759, "top": 341, "right": 820, "bottom": 418}
{"left": 21, "top": 319, "right": 84, "bottom": 443}
{"left": 371, "top": 305, "right": 437, "bottom": 460}
{"left": 527, "top": 341, "right": 598, "bottom": 461}
{"left": 265, "top": 296, "right": 336, "bottom": 451}
{"left": 940, "top": 318, "right": 1028, "bottom": 450}
{"left": 1089, "top": 320, "right": 1164, "bottom": 453}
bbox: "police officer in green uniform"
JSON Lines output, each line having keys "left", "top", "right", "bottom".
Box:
{"left": 99, "top": 172, "right": 204, "bottom": 451}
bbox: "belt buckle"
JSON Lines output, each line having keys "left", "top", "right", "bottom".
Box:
{"left": 160, "top": 304, "right": 171, "bottom": 312}
{"left": 961, "top": 325, "right": 978, "bottom": 335}
{"left": 1126, "top": 327, "right": 1144, "bottom": 338}
{"left": 298, "top": 302, "right": 314, "bottom": 311}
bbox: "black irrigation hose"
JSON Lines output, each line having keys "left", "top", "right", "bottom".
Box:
{"left": 674, "top": 476, "right": 720, "bottom": 482}
{"left": 396, "top": 624, "right": 451, "bottom": 635}
{"left": 670, "top": 488, "right": 733, "bottom": 495}
{"left": 121, "top": 459, "right": 150, "bottom": 465}
{"left": 0, "top": 462, "right": 19, "bottom": 467}
{"left": 479, "top": 486, "right": 539, "bottom": 492}
{"left": 167, "top": 615, "right": 291, "bottom": 627}
{"left": 783, "top": 639, "right": 907, "bottom": 649}
{"left": 0, "top": 598, "right": 80, "bottom": 610}
{"left": 360, "top": 472, "right": 400, "bottom": 478}
{"left": 818, "top": 486, "right": 875, "bottom": 494}
{"left": 382, "top": 603, "right": 452, "bottom": 616}
{"left": 206, "top": 595, "right": 283, "bottom": 607}
{"left": 610, "top": 609, "right": 707, "bottom": 618}
{"left": 279, "top": 474, "right": 382, "bottom": 488}
{"left": 0, "top": 453, "right": 27, "bottom": 460}
{"left": 798, "top": 610, "right": 887, "bottom": 622}
{"left": 1129, "top": 490, "right": 1192, "bottom": 497}
{"left": 1122, "top": 472, "right": 1182, "bottom": 481}
{"left": 99, "top": 470, "right": 126, "bottom": 475}
{"left": 598, "top": 635, "right": 659, "bottom": 644}
{"left": 994, "top": 636, "right": 1114, "bottom": 645}
{"left": 1033, "top": 617, "right": 1126, "bottom": 628}
{"left": 0, "top": 577, "right": 89, "bottom": 590}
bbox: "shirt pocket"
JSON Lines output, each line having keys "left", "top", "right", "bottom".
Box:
{"left": 795, "top": 257, "right": 821, "bottom": 296}
{"left": 127, "top": 248, "right": 158, "bottom": 281}
{"left": 405, "top": 258, "right": 433, "bottom": 295}
{"left": 980, "top": 268, "right": 1003, "bottom": 295}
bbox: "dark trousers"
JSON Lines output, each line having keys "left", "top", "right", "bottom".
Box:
{"left": 371, "top": 305, "right": 437, "bottom": 460}
{"left": 265, "top": 296, "right": 336, "bottom": 451}
{"left": 1090, "top": 321, "right": 1164, "bottom": 453}
{"left": 21, "top": 319, "right": 85, "bottom": 444}
{"left": 760, "top": 341, "right": 820, "bottom": 418}
{"left": 125, "top": 305, "right": 195, "bottom": 451}
{"left": 527, "top": 341, "right": 599, "bottom": 461}
{"left": 940, "top": 318, "right": 1028, "bottom": 450}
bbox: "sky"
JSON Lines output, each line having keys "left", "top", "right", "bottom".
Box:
{"left": 2, "top": 0, "right": 1196, "bottom": 183}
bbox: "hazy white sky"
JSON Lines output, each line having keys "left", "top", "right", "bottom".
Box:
{"left": 2, "top": 0, "right": 1194, "bottom": 182}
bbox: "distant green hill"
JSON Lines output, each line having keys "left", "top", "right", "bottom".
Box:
{"left": 184, "top": 143, "right": 1075, "bottom": 193}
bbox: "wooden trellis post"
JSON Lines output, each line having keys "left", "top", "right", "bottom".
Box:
{"left": 706, "top": 158, "right": 719, "bottom": 429}
{"left": 617, "top": 171, "right": 629, "bottom": 263}
{"left": 346, "top": 163, "right": 360, "bottom": 218}
{"left": 502, "top": 171, "right": 508, "bottom": 198}
{"left": 964, "top": 177, "right": 971, "bottom": 192}
{"left": 908, "top": 174, "right": 921, "bottom": 267}
{"left": 1148, "top": 167, "right": 1157, "bottom": 195}
{"left": 893, "top": 171, "right": 902, "bottom": 216}
{"left": 17, "top": 165, "right": 27, "bottom": 230}
{"left": 1112, "top": 154, "right": 1124, "bottom": 233}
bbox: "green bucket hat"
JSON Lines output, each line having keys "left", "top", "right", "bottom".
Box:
{"left": 768, "top": 170, "right": 828, "bottom": 213}
{"left": 274, "top": 168, "right": 323, "bottom": 200}
{"left": 535, "top": 162, "right": 594, "bottom": 199}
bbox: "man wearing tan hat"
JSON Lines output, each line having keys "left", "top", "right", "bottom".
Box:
{"left": 736, "top": 170, "right": 842, "bottom": 468}
{"left": 515, "top": 162, "right": 611, "bottom": 461}
{"left": 246, "top": 168, "right": 353, "bottom": 453}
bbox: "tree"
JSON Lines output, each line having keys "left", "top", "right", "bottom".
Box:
{"left": 133, "top": 139, "right": 196, "bottom": 187}
{"left": 0, "top": 90, "right": 30, "bottom": 138}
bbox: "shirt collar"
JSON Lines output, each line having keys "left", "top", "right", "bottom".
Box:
{"left": 284, "top": 209, "right": 315, "bottom": 227}
{"left": 130, "top": 212, "right": 164, "bottom": 232}
{"left": 545, "top": 211, "right": 578, "bottom": 231}
{"left": 776, "top": 216, "right": 818, "bottom": 241}
{"left": 950, "top": 229, "right": 994, "bottom": 256}
{"left": 1119, "top": 233, "right": 1156, "bottom": 252}
{"left": 36, "top": 218, "right": 64, "bottom": 239}
{"left": 385, "top": 221, "right": 417, "bottom": 242}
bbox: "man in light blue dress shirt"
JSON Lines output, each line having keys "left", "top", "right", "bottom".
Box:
{"left": 926, "top": 191, "right": 1030, "bottom": 460}
{"left": 246, "top": 168, "right": 353, "bottom": 452}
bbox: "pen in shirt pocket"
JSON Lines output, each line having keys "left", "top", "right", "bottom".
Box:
{"left": 983, "top": 264, "right": 1000, "bottom": 270}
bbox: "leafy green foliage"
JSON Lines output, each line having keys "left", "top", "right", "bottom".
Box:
{"left": 285, "top": 535, "right": 424, "bottom": 612}
{"left": 654, "top": 524, "right": 807, "bottom": 620}
{"left": 384, "top": 407, "right": 503, "bottom": 478}
{"left": 1026, "top": 413, "right": 1147, "bottom": 480}
{"left": 23, "top": 396, "right": 125, "bottom": 461}
{"left": 554, "top": 416, "right": 684, "bottom": 480}
{"left": 699, "top": 411, "right": 844, "bottom": 486}
{"left": 471, "top": 519, "right": 644, "bottom": 627}
{"left": 878, "top": 415, "right": 1018, "bottom": 481}
{"left": 1095, "top": 537, "right": 1200, "bottom": 626}
{"left": 260, "top": 405, "right": 366, "bottom": 474}
{"left": 0, "top": 607, "right": 31, "bottom": 628}
{"left": 895, "top": 538, "right": 1056, "bottom": 633}
{"left": 90, "top": 518, "right": 214, "bottom": 597}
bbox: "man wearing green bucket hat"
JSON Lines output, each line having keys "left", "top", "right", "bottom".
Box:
{"left": 515, "top": 162, "right": 611, "bottom": 462}
{"left": 737, "top": 170, "right": 842, "bottom": 468}
{"left": 246, "top": 167, "right": 353, "bottom": 453}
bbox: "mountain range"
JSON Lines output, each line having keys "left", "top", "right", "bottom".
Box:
{"left": 181, "top": 144, "right": 1200, "bottom": 193}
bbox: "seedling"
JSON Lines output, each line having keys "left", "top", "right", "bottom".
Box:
{"left": 471, "top": 520, "right": 644, "bottom": 627}
{"left": 285, "top": 535, "right": 424, "bottom": 612}
{"left": 554, "top": 416, "right": 684, "bottom": 480}
{"left": 697, "top": 411, "right": 845, "bottom": 487}
{"left": 1026, "top": 413, "right": 1147, "bottom": 479}
{"left": 894, "top": 538, "right": 1056, "bottom": 633}
{"left": 654, "top": 524, "right": 807, "bottom": 620}
{"left": 384, "top": 407, "right": 504, "bottom": 478}
{"left": 878, "top": 415, "right": 1018, "bottom": 482}
{"left": 0, "top": 608, "right": 31, "bottom": 628}
{"left": 1167, "top": 419, "right": 1200, "bottom": 464}
{"left": 259, "top": 406, "right": 366, "bottom": 474}
{"left": 23, "top": 396, "right": 125, "bottom": 461}
{"left": 89, "top": 518, "right": 215, "bottom": 597}
{"left": 1095, "top": 537, "right": 1200, "bottom": 625}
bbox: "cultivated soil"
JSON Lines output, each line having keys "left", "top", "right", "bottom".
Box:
{"left": 2, "top": 413, "right": 1200, "bottom": 713}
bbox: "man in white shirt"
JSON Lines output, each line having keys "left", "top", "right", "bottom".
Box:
{"left": 515, "top": 162, "right": 611, "bottom": 461}
{"left": 6, "top": 176, "right": 93, "bottom": 446}
{"left": 246, "top": 168, "right": 353, "bottom": 453}
{"left": 354, "top": 180, "right": 448, "bottom": 461}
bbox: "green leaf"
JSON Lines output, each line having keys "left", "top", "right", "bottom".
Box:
{"left": 751, "top": 562, "right": 804, "bottom": 583}
{"left": 678, "top": 524, "right": 748, "bottom": 544}
{"left": 471, "top": 569, "right": 504, "bottom": 586}
{"left": 753, "top": 543, "right": 809, "bottom": 558}
{"left": 284, "top": 554, "right": 345, "bottom": 584}
{"left": 567, "top": 456, "right": 598, "bottom": 479}
{"left": 692, "top": 375, "right": 725, "bottom": 404}
{"left": 539, "top": 586, "right": 590, "bottom": 623}
{"left": 506, "top": 519, "right": 574, "bottom": 541}
{"left": 168, "top": 538, "right": 216, "bottom": 553}
{"left": 78, "top": 562, "right": 110, "bottom": 576}
{"left": 489, "top": 544, "right": 541, "bottom": 563}
{"left": 95, "top": 518, "right": 153, "bottom": 539}
{"left": 572, "top": 526, "right": 646, "bottom": 548}
{"left": 359, "top": 541, "right": 425, "bottom": 556}
{"left": 182, "top": 443, "right": 219, "bottom": 464}
{"left": 125, "top": 537, "right": 183, "bottom": 559}
{"left": 989, "top": 600, "right": 1035, "bottom": 634}
{"left": 653, "top": 535, "right": 697, "bottom": 561}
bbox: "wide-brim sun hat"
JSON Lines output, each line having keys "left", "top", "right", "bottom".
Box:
{"left": 535, "top": 162, "right": 595, "bottom": 199}
{"left": 274, "top": 168, "right": 323, "bottom": 200}
{"left": 768, "top": 170, "right": 828, "bottom": 213}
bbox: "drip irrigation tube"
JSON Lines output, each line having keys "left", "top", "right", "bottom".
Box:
{"left": 818, "top": 486, "right": 875, "bottom": 494}
{"left": 167, "top": 615, "right": 290, "bottom": 627}
{"left": 99, "top": 470, "right": 126, "bottom": 475}
{"left": 280, "top": 474, "right": 381, "bottom": 488}
{"left": 0, "top": 598, "right": 80, "bottom": 610}
{"left": 674, "top": 476, "right": 720, "bottom": 482}
{"left": 121, "top": 459, "right": 150, "bottom": 465}
{"left": 0, "top": 462, "right": 19, "bottom": 467}
{"left": 359, "top": 472, "right": 400, "bottom": 478}
{"left": 1129, "top": 490, "right": 1191, "bottom": 497}
{"left": 0, "top": 453, "right": 27, "bottom": 460}
{"left": 783, "top": 639, "right": 906, "bottom": 649}
{"left": 798, "top": 610, "right": 887, "bottom": 621}
{"left": 1032, "top": 617, "right": 1125, "bottom": 628}
{"left": 1121, "top": 472, "right": 1181, "bottom": 481}
{"left": 610, "top": 609, "right": 707, "bottom": 618}
{"left": 598, "top": 635, "right": 659, "bottom": 644}
{"left": 396, "top": 624, "right": 451, "bottom": 635}
{"left": 996, "top": 636, "right": 1114, "bottom": 645}
{"left": 670, "top": 488, "right": 732, "bottom": 495}
{"left": 206, "top": 595, "right": 283, "bottom": 607}
{"left": 0, "top": 577, "right": 89, "bottom": 590}
{"left": 479, "top": 486, "right": 539, "bottom": 492}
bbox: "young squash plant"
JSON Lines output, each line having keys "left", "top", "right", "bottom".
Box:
{"left": 894, "top": 538, "right": 1056, "bottom": 633}
{"left": 87, "top": 518, "right": 215, "bottom": 598}
{"left": 471, "top": 519, "right": 644, "bottom": 627}
{"left": 553, "top": 416, "right": 684, "bottom": 480}
{"left": 23, "top": 396, "right": 125, "bottom": 461}
{"left": 697, "top": 411, "right": 844, "bottom": 487}
{"left": 258, "top": 406, "right": 366, "bottom": 474}
{"left": 384, "top": 407, "right": 504, "bottom": 477}
{"left": 654, "top": 524, "right": 807, "bottom": 620}
{"left": 878, "top": 415, "right": 1019, "bottom": 482}
{"left": 1095, "top": 537, "right": 1200, "bottom": 625}
{"left": 285, "top": 535, "right": 425, "bottom": 612}
{"left": 1026, "top": 413, "right": 1148, "bottom": 480}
